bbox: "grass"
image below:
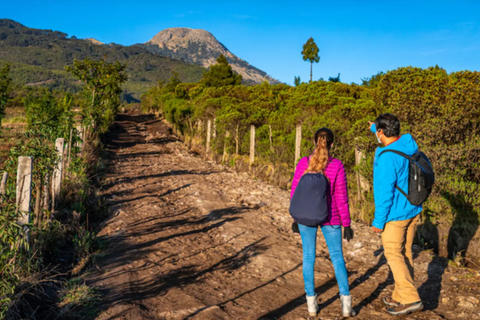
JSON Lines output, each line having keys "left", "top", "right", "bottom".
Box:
{"left": 57, "top": 278, "right": 100, "bottom": 318}
{"left": 2, "top": 115, "right": 26, "bottom": 126}
{"left": 0, "top": 106, "right": 26, "bottom": 165}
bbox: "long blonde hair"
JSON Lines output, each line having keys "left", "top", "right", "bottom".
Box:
{"left": 305, "top": 129, "right": 332, "bottom": 174}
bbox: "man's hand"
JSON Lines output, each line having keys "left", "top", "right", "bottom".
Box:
{"left": 371, "top": 226, "right": 383, "bottom": 233}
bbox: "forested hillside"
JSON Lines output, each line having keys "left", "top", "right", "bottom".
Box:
{"left": 0, "top": 19, "right": 205, "bottom": 100}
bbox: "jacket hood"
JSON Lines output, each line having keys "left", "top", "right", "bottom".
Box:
{"left": 380, "top": 133, "right": 418, "bottom": 156}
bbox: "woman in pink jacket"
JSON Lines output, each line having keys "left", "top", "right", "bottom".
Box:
{"left": 290, "top": 127, "right": 355, "bottom": 317}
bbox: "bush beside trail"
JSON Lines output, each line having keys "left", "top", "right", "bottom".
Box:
{"left": 0, "top": 59, "right": 126, "bottom": 319}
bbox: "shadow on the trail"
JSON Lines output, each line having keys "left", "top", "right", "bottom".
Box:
{"left": 102, "top": 113, "right": 178, "bottom": 150}
{"left": 105, "top": 136, "right": 179, "bottom": 149}
{"left": 258, "top": 276, "right": 339, "bottom": 319}
{"left": 146, "top": 136, "right": 181, "bottom": 144}
{"left": 103, "top": 122, "right": 146, "bottom": 149}
{"left": 350, "top": 245, "right": 422, "bottom": 314}
{"left": 418, "top": 256, "right": 448, "bottom": 311}
{"left": 258, "top": 251, "right": 389, "bottom": 318}
{"left": 101, "top": 169, "right": 219, "bottom": 190}
{"left": 416, "top": 213, "right": 450, "bottom": 311}
{"left": 106, "top": 183, "right": 192, "bottom": 206}
{"left": 90, "top": 205, "right": 256, "bottom": 284}
{"left": 185, "top": 261, "right": 303, "bottom": 319}
{"left": 104, "top": 180, "right": 180, "bottom": 199}
{"left": 91, "top": 238, "right": 268, "bottom": 320}
{"left": 115, "top": 113, "right": 156, "bottom": 123}
{"left": 351, "top": 253, "right": 392, "bottom": 314}
{"left": 105, "top": 150, "right": 173, "bottom": 161}
{"left": 127, "top": 208, "right": 193, "bottom": 228}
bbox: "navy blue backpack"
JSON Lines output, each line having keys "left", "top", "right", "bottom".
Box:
{"left": 289, "top": 172, "right": 329, "bottom": 226}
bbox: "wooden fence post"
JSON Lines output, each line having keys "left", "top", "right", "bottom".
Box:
{"left": 213, "top": 117, "right": 217, "bottom": 139}
{"left": 249, "top": 125, "right": 255, "bottom": 165}
{"left": 16, "top": 157, "right": 33, "bottom": 227}
{"left": 206, "top": 119, "right": 212, "bottom": 155}
{"left": 295, "top": 124, "right": 302, "bottom": 165}
{"left": 354, "top": 145, "right": 369, "bottom": 201}
{"left": 235, "top": 124, "right": 239, "bottom": 155}
{"left": 222, "top": 130, "right": 230, "bottom": 163}
{"left": 0, "top": 171, "right": 7, "bottom": 196}
{"left": 51, "top": 138, "right": 64, "bottom": 210}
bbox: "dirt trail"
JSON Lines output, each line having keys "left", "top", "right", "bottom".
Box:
{"left": 86, "top": 114, "right": 480, "bottom": 320}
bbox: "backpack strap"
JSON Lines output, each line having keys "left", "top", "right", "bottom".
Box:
{"left": 379, "top": 149, "right": 413, "bottom": 160}
{"left": 377, "top": 149, "right": 410, "bottom": 198}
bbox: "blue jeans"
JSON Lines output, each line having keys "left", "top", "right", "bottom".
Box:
{"left": 298, "top": 224, "right": 350, "bottom": 296}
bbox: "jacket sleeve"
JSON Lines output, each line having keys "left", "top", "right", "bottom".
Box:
{"left": 290, "top": 157, "right": 308, "bottom": 199}
{"left": 372, "top": 152, "right": 398, "bottom": 230}
{"left": 334, "top": 162, "right": 351, "bottom": 227}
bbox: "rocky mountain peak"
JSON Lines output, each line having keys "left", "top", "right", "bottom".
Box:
{"left": 146, "top": 27, "right": 278, "bottom": 84}
{"left": 85, "top": 38, "right": 104, "bottom": 45}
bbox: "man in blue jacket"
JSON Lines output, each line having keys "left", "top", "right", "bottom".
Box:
{"left": 369, "top": 113, "right": 423, "bottom": 316}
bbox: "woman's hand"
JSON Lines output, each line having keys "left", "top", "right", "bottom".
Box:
{"left": 291, "top": 222, "right": 299, "bottom": 233}
{"left": 343, "top": 226, "right": 354, "bottom": 241}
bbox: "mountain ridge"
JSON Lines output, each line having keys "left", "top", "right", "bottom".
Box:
{"left": 0, "top": 19, "right": 205, "bottom": 99}
{"left": 0, "top": 19, "right": 278, "bottom": 100}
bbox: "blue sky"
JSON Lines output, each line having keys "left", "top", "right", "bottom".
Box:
{"left": 1, "top": 1, "right": 479, "bottom": 84}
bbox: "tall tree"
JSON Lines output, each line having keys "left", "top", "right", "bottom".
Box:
{"left": 301, "top": 37, "right": 320, "bottom": 82}
{"left": 201, "top": 54, "right": 242, "bottom": 87}
{"left": 0, "top": 64, "right": 11, "bottom": 125}
{"left": 66, "top": 59, "right": 127, "bottom": 135}
{"left": 294, "top": 76, "right": 301, "bottom": 86}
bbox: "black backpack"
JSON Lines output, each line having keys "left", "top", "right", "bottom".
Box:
{"left": 289, "top": 173, "right": 329, "bottom": 226}
{"left": 379, "top": 149, "right": 435, "bottom": 206}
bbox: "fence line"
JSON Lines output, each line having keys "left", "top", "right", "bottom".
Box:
{"left": 0, "top": 135, "right": 71, "bottom": 248}
{"left": 198, "top": 119, "right": 370, "bottom": 200}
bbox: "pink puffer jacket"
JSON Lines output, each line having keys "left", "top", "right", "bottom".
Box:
{"left": 290, "top": 156, "right": 351, "bottom": 227}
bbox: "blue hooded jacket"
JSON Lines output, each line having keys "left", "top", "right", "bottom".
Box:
{"left": 371, "top": 125, "right": 423, "bottom": 229}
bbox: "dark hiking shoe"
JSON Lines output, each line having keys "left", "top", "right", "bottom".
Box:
{"left": 387, "top": 301, "right": 423, "bottom": 316}
{"left": 382, "top": 296, "right": 400, "bottom": 307}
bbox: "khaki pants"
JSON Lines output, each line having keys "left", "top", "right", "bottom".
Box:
{"left": 382, "top": 214, "right": 421, "bottom": 304}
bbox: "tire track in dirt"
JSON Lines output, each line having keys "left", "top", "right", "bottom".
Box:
{"left": 86, "top": 113, "right": 480, "bottom": 320}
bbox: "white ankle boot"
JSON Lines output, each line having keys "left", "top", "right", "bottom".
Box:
{"left": 340, "top": 295, "right": 356, "bottom": 317}
{"left": 306, "top": 295, "right": 318, "bottom": 316}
